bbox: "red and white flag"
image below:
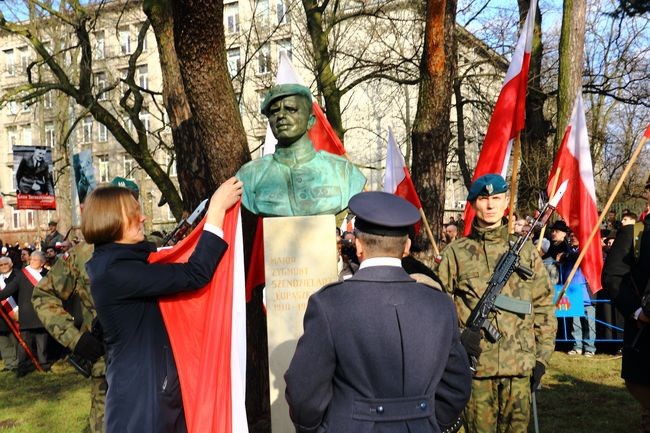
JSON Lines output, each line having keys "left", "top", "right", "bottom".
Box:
{"left": 262, "top": 52, "right": 346, "bottom": 156}
{"left": 462, "top": 0, "right": 536, "bottom": 235}
{"left": 150, "top": 202, "right": 248, "bottom": 433}
{"left": 547, "top": 93, "right": 603, "bottom": 293}
{"left": 383, "top": 127, "right": 422, "bottom": 209}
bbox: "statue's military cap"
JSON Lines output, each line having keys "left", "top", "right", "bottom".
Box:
{"left": 111, "top": 176, "right": 140, "bottom": 198}
{"left": 260, "top": 83, "right": 313, "bottom": 116}
{"left": 349, "top": 191, "right": 420, "bottom": 237}
{"left": 467, "top": 173, "right": 508, "bottom": 201}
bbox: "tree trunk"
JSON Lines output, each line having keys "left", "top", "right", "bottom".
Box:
{"left": 301, "top": 0, "right": 345, "bottom": 141}
{"left": 411, "top": 0, "right": 457, "bottom": 247}
{"left": 168, "top": 0, "right": 250, "bottom": 209}
{"left": 556, "top": 0, "right": 586, "bottom": 148}
{"left": 517, "top": 0, "right": 552, "bottom": 212}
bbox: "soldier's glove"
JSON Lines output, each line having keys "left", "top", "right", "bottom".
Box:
{"left": 530, "top": 361, "right": 546, "bottom": 392}
{"left": 73, "top": 332, "right": 105, "bottom": 363}
{"left": 460, "top": 328, "right": 482, "bottom": 359}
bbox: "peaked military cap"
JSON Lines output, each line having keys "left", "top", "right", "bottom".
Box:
{"left": 467, "top": 173, "right": 508, "bottom": 201}
{"left": 111, "top": 176, "right": 140, "bottom": 198}
{"left": 260, "top": 83, "right": 313, "bottom": 117}
{"left": 349, "top": 191, "right": 420, "bottom": 237}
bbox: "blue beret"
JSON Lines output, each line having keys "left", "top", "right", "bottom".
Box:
{"left": 349, "top": 191, "right": 420, "bottom": 237}
{"left": 467, "top": 174, "right": 508, "bottom": 201}
{"left": 260, "top": 84, "right": 313, "bottom": 116}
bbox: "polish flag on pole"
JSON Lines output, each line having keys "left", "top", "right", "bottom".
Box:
{"left": 547, "top": 93, "right": 603, "bottom": 293}
{"left": 262, "top": 52, "right": 346, "bottom": 156}
{"left": 150, "top": 203, "right": 248, "bottom": 433}
{"left": 383, "top": 127, "right": 422, "bottom": 209}
{"left": 462, "top": 0, "right": 536, "bottom": 235}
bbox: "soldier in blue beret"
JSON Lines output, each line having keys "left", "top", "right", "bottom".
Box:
{"left": 435, "top": 174, "right": 556, "bottom": 433}
{"left": 285, "top": 191, "right": 472, "bottom": 433}
{"left": 236, "top": 84, "right": 366, "bottom": 217}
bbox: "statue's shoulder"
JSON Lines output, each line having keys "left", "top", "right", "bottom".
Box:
{"left": 237, "top": 155, "right": 275, "bottom": 178}
{"left": 315, "top": 151, "right": 349, "bottom": 164}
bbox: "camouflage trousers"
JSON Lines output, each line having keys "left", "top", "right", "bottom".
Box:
{"left": 90, "top": 376, "right": 107, "bottom": 433}
{"left": 462, "top": 376, "right": 531, "bottom": 433}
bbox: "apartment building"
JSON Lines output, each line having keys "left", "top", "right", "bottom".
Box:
{"left": 0, "top": 0, "right": 505, "bottom": 244}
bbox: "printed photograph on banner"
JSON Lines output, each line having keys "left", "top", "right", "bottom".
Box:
{"left": 73, "top": 150, "right": 97, "bottom": 204}
{"left": 13, "top": 145, "right": 56, "bottom": 210}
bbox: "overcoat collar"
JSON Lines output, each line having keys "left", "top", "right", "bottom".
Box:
{"left": 349, "top": 265, "right": 415, "bottom": 283}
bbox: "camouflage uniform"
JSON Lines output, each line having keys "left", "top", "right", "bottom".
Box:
{"left": 435, "top": 222, "right": 556, "bottom": 433}
{"left": 32, "top": 242, "right": 106, "bottom": 433}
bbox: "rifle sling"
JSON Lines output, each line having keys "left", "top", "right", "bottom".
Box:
{"left": 494, "top": 295, "right": 532, "bottom": 315}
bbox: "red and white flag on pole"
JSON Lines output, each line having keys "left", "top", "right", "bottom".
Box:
{"left": 262, "top": 52, "right": 346, "bottom": 156}
{"left": 150, "top": 202, "right": 248, "bottom": 433}
{"left": 547, "top": 93, "right": 603, "bottom": 293}
{"left": 462, "top": 0, "right": 536, "bottom": 235}
{"left": 383, "top": 127, "right": 422, "bottom": 209}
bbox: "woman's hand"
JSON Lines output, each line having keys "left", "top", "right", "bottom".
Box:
{"left": 206, "top": 177, "right": 244, "bottom": 228}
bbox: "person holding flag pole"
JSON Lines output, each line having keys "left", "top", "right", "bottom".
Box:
{"left": 602, "top": 124, "right": 650, "bottom": 433}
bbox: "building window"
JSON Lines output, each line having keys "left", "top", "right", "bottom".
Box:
{"left": 98, "top": 154, "right": 109, "bottom": 183}
{"left": 44, "top": 91, "right": 53, "bottom": 109}
{"left": 45, "top": 122, "right": 55, "bottom": 147}
{"left": 137, "top": 65, "right": 148, "bottom": 90}
{"left": 258, "top": 44, "right": 270, "bottom": 74}
{"left": 119, "top": 68, "right": 129, "bottom": 94}
{"left": 4, "top": 49, "right": 15, "bottom": 76}
{"left": 227, "top": 48, "right": 241, "bottom": 77}
{"left": 98, "top": 123, "right": 108, "bottom": 142}
{"left": 26, "top": 210, "right": 35, "bottom": 228}
{"left": 8, "top": 99, "right": 17, "bottom": 114}
{"left": 95, "top": 72, "right": 108, "bottom": 101}
{"left": 7, "top": 126, "right": 18, "bottom": 147}
{"left": 123, "top": 155, "right": 135, "bottom": 179}
{"left": 138, "top": 110, "right": 150, "bottom": 134}
{"left": 277, "top": 0, "right": 290, "bottom": 24}
{"left": 19, "top": 46, "right": 30, "bottom": 72}
{"left": 225, "top": 3, "right": 240, "bottom": 34}
{"left": 83, "top": 117, "right": 93, "bottom": 143}
{"left": 95, "top": 30, "right": 105, "bottom": 59}
{"left": 22, "top": 125, "right": 31, "bottom": 147}
{"left": 163, "top": 151, "right": 177, "bottom": 177}
{"left": 12, "top": 208, "right": 20, "bottom": 229}
{"left": 256, "top": 0, "right": 270, "bottom": 26}
{"left": 119, "top": 27, "right": 131, "bottom": 55}
{"left": 140, "top": 23, "right": 148, "bottom": 52}
{"left": 123, "top": 114, "right": 133, "bottom": 132}
{"left": 278, "top": 39, "right": 292, "bottom": 61}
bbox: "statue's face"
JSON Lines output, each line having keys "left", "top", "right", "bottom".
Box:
{"left": 268, "top": 95, "right": 312, "bottom": 146}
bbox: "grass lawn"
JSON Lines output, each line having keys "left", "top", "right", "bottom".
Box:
{"left": 0, "top": 352, "right": 642, "bottom": 433}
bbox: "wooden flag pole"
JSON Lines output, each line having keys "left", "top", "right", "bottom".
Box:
{"left": 555, "top": 129, "right": 649, "bottom": 306}
{"left": 419, "top": 208, "right": 441, "bottom": 257}
{"left": 538, "top": 168, "right": 562, "bottom": 252}
{"left": 508, "top": 134, "right": 522, "bottom": 233}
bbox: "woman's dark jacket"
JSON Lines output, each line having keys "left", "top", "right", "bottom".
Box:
{"left": 86, "top": 231, "right": 227, "bottom": 433}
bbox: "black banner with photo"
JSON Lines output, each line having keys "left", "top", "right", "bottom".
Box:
{"left": 13, "top": 146, "right": 56, "bottom": 210}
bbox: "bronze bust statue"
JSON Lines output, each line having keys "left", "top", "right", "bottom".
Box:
{"left": 236, "top": 84, "right": 366, "bottom": 217}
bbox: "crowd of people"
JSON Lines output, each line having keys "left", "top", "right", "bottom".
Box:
{"left": 0, "top": 83, "right": 649, "bottom": 433}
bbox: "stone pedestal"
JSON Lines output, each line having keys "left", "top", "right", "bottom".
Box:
{"left": 264, "top": 215, "right": 338, "bottom": 433}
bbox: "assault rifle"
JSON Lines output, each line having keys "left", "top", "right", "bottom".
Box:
{"left": 465, "top": 180, "right": 568, "bottom": 371}
{"left": 161, "top": 199, "right": 209, "bottom": 247}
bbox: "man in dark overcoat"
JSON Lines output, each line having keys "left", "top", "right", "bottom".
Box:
{"left": 0, "top": 251, "right": 49, "bottom": 374}
{"left": 285, "top": 191, "right": 472, "bottom": 433}
{"left": 602, "top": 179, "right": 650, "bottom": 433}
